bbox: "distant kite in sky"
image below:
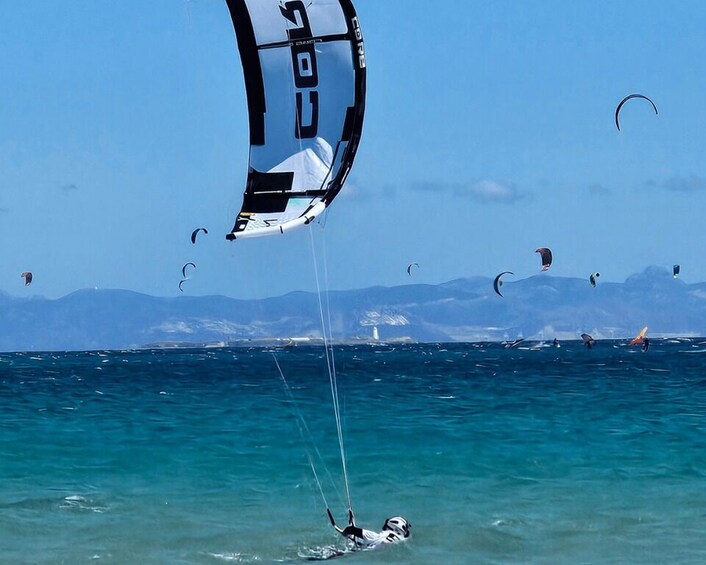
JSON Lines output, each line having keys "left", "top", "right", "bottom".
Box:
{"left": 407, "top": 262, "right": 419, "bottom": 276}
{"left": 493, "top": 271, "right": 514, "bottom": 297}
{"left": 589, "top": 272, "right": 600, "bottom": 287}
{"left": 191, "top": 227, "right": 208, "bottom": 244}
{"left": 673, "top": 264, "right": 680, "bottom": 278}
{"left": 20, "top": 272, "right": 32, "bottom": 286}
{"left": 535, "top": 248, "right": 552, "bottom": 272}
{"left": 178, "top": 279, "right": 187, "bottom": 292}
{"left": 615, "top": 94, "right": 658, "bottom": 131}
{"left": 182, "top": 262, "right": 196, "bottom": 278}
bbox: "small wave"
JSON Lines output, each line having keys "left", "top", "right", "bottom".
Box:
{"left": 491, "top": 518, "right": 520, "bottom": 527}
{"left": 207, "top": 552, "right": 261, "bottom": 562}
{"left": 297, "top": 545, "right": 349, "bottom": 561}
{"left": 60, "top": 495, "right": 107, "bottom": 513}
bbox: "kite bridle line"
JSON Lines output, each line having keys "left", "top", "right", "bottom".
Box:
{"left": 271, "top": 353, "right": 338, "bottom": 510}
{"left": 309, "top": 226, "right": 354, "bottom": 521}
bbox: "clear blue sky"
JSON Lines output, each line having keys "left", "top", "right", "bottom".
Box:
{"left": 1, "top": 1, "right": 706, "bottom": 299}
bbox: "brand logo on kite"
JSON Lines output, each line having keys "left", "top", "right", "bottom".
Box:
{"left": 351, "top": 17, "right": 365, "bottom": 69}
{"left": 280, "top": 1, "right": 319, "bottom": 139}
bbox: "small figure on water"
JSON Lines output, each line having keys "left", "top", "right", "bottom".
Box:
{"left": 328, "top": 509, "right": 411, "bottom": 549}
{"left": 642, "top": 337, "right": 650, "bottom": 352}
{"left": 581, "top": 333, "right": 596, "bottom": 349}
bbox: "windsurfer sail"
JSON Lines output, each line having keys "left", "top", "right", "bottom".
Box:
{"left": 224, "top": 0, "right": 366, "bottom": 240}
{"left": 630, "top": 326, "right": 648, "bottom": 346}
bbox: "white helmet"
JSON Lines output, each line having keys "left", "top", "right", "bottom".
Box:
{"left": 382, "top": 516, "right": 411, "bottom": 538}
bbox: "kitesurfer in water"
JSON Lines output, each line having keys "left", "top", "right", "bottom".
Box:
{"left": 328, "top": 509, "right": 410, "bottom": 549}
{"left": 581, "top": 333, "right": 596, "bottom": 349}
{"left": 642, "top": 337, "right": 650, "bottom": 352}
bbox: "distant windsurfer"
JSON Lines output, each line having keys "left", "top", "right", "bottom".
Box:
{"left": 327, "top": 509, "right": 410, "bottom": 549}
{"left": 630, "top": 326, "right": 648, "bottom": 347}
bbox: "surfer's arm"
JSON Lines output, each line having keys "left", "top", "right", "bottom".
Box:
{"left": 327, "top": 508, "right": 363, "bottom": 539}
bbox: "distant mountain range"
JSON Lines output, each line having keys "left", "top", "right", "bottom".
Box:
{"left": 1, "top": 266, "right": 705, "bottom": 352}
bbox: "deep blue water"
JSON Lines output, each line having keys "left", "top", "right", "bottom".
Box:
{"left": 2, "top": 340, "right": 706, "bottom": 564}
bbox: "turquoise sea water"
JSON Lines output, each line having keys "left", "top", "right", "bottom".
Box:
{"left": 2, "top": 340, "right": 706, "bottom": 564}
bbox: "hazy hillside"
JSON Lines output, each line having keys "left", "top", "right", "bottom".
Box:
{"left": 1, "top": 266, "right": 703, "bottom": 351}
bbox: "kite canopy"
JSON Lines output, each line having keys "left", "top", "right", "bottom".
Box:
{"left": 191, "top": 228, "right": 208, "bottom": 244}
{"left": 407, "top": 262, "right": 419, "bottom": 276}
{"left": 225, "top": 0, "right": 366, "bottom": 239}
{"left": 182, "top": 262, "right": 197, "bottom": 278}
{"left": 493, "top": 271, "right": 514, "bottom": 297}
{"left": 589, "top": 272, "right": 600, "bottom": 287}
{"left": 673, "top": 264, "right": 680, "bottom": 278}
{"left": 20, "top": 272, "right": 32, "bottom": 286}
{"left": 615, "top": 94, "right": 658, "bottom": 131}
{"left": 535, "top": 248, "right": 552, "bottom": 272}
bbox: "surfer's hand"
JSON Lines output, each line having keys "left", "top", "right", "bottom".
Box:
{"left": 341, "top": 525, "right": 363, "bottom": 539}
{"left": 327, "top": 508, "right": 337, "bottom": 527}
